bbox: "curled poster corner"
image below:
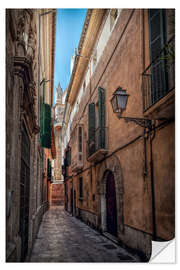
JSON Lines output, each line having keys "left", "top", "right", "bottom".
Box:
{"left": 150, "top": 239, "right": 175, "bottom": 263}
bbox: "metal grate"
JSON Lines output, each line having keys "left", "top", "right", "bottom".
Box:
{"left": 142, "top": 37, "right": 175, "bottom": 111}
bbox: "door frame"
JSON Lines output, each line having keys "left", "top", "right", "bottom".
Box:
{"left": 106, "top": 170, "right": 118, "bottom": 236}
{"left": 97, "top": 155, "right": 124, "bottom": 236}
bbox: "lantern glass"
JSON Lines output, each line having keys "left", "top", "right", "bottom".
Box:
{"left": 117, "top": 91, "right": 128, "bottom": 110}
{"left": 111, "top": 87, "right": 129, "bottom": 114}
{"left": 111, "top": 94, "right": 118, "bottom": 113}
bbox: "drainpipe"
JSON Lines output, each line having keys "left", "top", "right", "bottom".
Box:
{"left": 141, "top": 10, "right": 148, "bottom": 178}
{"left": 141, "top": 9, "right": 156, "bottom": 240}
{"left": 149, "top": 126, "right": 156, "bottom": 240}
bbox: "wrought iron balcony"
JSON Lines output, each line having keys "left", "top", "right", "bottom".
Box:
{"left": 142, "top": 36, "right": 175, "bottom": 112}
{"left": 87, "top": 127, "right": 108, "bottom": 162}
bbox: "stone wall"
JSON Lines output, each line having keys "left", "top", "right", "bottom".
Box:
{"left": 51, "top": 183, "right": 64, "bottom": 206}
{"left": 77, "top": 208, "right": 98, "bottom": 229}
{"left": 6, "top": 9, "right": 46, "bottom": 262}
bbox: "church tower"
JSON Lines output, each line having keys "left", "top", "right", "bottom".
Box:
{"left": 51, "top": 82, "right": 65, "bottom": 205}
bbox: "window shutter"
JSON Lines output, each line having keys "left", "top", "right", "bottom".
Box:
{"left": 78, "top": 126, "right": 82, "bottom": 152}
{"left": 98, "top": 87, "right": 106, "bottom": 149}
{"left": 40, "top": 98, "right": 44, "bottom": 138}
{"left": 40, "top": 81, "right": 45, "bottom": 135}
{"left": 88, "top": 103, "right": 96, "bottom": 155}
{"left": 148, "top": 9, "right": 167, "bottom": 104}
{"left": 47, "top": 159, "right": 51, "bottom": 180}
{"left": 40, "top": 103, "right": 51, "bottom": 148}
{"left": 66, "top": 147, "right": 71, "bottom": 166}
{"left": 148, "top": 9, "right": 165, "bottom": 61}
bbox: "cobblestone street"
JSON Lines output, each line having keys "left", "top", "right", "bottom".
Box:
{"left": 29, "top": 206, "right": 141, "bottom": 262}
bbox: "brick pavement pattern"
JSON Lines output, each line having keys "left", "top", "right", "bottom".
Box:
{"left": 29, "top": 206, "right": 141, "bottom": 262}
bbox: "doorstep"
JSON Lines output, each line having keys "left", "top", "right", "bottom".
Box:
{"left": 103, "top": 232, "right": 119, "bottom": 245}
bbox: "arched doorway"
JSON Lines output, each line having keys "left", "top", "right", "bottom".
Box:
{"left": 97, "top": 155, "right": 124, "bottom": 236}
{"left": 106, "top": 171, "right": 117, "bottom": 236}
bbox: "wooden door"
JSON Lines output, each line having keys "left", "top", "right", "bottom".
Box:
{"left": 106, "top": 171, "right": 117, "bottom": 236}
{"left": 74, "top": 190, "right": 76, "bottom": 215}
{"left": 70, "top": 188, "right": 73, "bottom": 214}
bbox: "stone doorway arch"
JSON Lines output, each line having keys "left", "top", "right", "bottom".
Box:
{"left": 96, "top": 155, "right": 124, "bottom": 236}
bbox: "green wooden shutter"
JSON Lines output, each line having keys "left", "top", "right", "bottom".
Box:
{"left": 88, "top": 103, "right": 96, "bottom": 156}
{"left": 47, "top": 159, "right": 51, "bottom": 180}
{"left": 40, "top": 103, "right": 51, "bottom": 148}
{"left": 148, "top": 9, "right": 165, "bottom": 61}
{"left": 98, "top": 87, "right": 106, "bottom": 149}
{"left": 40, "top": 98, "right": 43, "bottom": 137}
{"left": 40, "top": 81, "right": 45, "bottom": 138}
{"left": 148, "top": 9, "right": 167, "bottom": 104}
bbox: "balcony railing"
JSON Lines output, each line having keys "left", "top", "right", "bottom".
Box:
{"left": 142, "top": 36, "right": 175, "bottom": 112}
{"left": 87, "top": 127, "right": 108, "bottom": 161}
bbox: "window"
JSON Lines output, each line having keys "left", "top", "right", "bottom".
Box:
{"left": 92, "top": 50, "right": 97, "bottom": 72}
{"left": 66, "top": 147, "right": 71, "bottom": 166}
{"left": 71, "top": 125, "right": 83, "bottom": 172}
{"left": 88, "top": 103, "right": 96, "bottom": 156}
{"left": 95, "top": 102, "right": 99, "bottom": 129}
{"left": 47, "top": 159, "right": 51, "bottom": 180}
{"left": 110, "top": 9, "right": 118, "bottom": 31}
{"left": 79, "top": 177, "right": 83, "bottom": 199}
{"left": 83, "top": 80, "right": 86, "bottom": 92}
{"left": 78, "top": 126, "right": 83, "bottom": 153}
{"left": 98, "top": 87, "right": 106, "bottom": 149}
{"left": 88, "top": 87, "right": 106, "bottom": 156}
{"left": 148, "top": 9, "right": 167, "bottom": 105}
{"left": 40, "top": 103, "right": 51, "bottom": 148}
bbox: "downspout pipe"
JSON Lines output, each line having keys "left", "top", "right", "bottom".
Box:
{"left": 150, "top": 127, "right": 156, "bottom": 240}
{"left": 141, "top": 9, "right": 156, "bottom": 240}
{"left": 141, "top": 9, "right": 148, "bottom": 177}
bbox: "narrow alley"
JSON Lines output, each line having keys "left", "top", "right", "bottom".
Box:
{"left": 29, "top": 206, "right": 140, "bottom": 262}
{"left": 6, "top": 8, "right": 175, "bottom": 263}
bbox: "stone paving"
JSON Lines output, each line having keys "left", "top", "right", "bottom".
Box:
{"left": 29, "top": 206, "right": 140, "bottom": 263}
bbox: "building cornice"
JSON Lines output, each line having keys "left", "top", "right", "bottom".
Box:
{"left": 66, "top": 9, "right": 107, "bottom": 106}
{"left": 51, "top": 10, "right": 56, "bottom": 107}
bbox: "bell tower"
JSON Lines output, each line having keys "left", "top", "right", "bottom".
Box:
{"left": 51, "top": 82, "right": 65, "bottom": 206}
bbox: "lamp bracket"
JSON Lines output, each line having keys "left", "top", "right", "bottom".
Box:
{"left": 117, "top": 116, "right": 152, "bottom": 130}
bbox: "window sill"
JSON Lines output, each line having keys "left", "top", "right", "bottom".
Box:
{"left": 88, "top": 148, "right": 108, "bottom": 163}
{"left": 144, "top": 89, "right": 175, "bottom": 120}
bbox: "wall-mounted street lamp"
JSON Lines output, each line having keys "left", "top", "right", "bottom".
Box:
{"left": 110, "top": 86, "right": 153, "bottom": 130}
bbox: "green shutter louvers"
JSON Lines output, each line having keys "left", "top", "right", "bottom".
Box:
{"left": 40, "top": 103, "right": 51, "bottom": 148}
{"left": 88, "top": 103, "right": 96, "bottom": 155}
{"left": 148, "top": 9, "right": 167, "bottom": 104}
{"left": 98, "top": 87, "right": 106, "bottom": 149}
{"left": 47, "top": 159, "right": 51, "bottom": 180}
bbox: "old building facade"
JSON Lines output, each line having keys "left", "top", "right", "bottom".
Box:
{"left": 6, "top": 9, "right": 56, "bottom": 262}
{"left": 62, "top": 9, "right": 175, "bottom": 261}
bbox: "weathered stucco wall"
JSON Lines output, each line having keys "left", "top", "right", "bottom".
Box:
{"left": 64, "top": 8, "right": 174, "bottom": 260}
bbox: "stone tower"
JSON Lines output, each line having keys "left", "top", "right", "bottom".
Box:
{"left": 51, "top": 82, "right": 65, "bottom": 205}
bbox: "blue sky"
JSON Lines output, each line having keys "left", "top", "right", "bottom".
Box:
{"left": 53, "top": 9, "right": 87, "bottom": 104}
